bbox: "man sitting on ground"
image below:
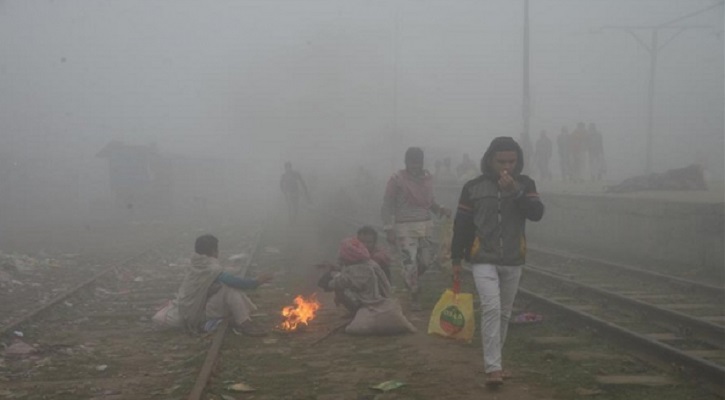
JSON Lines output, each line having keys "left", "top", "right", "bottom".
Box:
{"left": 176, "top": 234, "right": 272, "bottom": 336}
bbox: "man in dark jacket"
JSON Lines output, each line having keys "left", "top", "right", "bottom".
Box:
{"left": 450, "top": 137, "right": 544, "bottom": 388}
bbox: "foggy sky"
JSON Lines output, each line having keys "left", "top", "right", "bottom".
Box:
{"left": 0, "top": 0, "right": 723, "bottom": 225}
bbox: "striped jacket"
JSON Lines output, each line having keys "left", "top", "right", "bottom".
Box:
{"left": 451, "top": 174, "right": 543, "bottom": 266}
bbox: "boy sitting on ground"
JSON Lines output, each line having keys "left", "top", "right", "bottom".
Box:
{"left": 175, "top": 234, "right": 272, "bottom": 336}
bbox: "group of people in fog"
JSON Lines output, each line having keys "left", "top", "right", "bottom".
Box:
{"left": 430, "top": 123, "right": 606, "bottom": 189}
{"left": 326, "top": 137, "right": 543, "bottom": 387}
{"left": 168, "top": 136, "right": 544, "bottom": 389}
{"left": 553, "top": 122, "right": 606, "bottom": 182}
{"left": 432, "top": 153, "right": 480, "bottom": 184}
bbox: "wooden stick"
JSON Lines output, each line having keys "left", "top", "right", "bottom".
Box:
{"left": 311, "top": 320, "right": 350, "bottom": 346}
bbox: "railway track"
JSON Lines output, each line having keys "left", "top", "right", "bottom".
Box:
{"left": 0, "top": 224, "right": 183, "bottom": 330}
{"left": 521, "top": 246, "right": 725, "bottom": 392}
{"left": 0, "top": 224, "right": 266, "bottom": 400}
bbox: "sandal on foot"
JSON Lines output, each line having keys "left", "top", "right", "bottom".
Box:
{"left": 234, "top": 320, "right": 268, "bottom": 337}
{"left": 485, "top": 371, "right": 503, "bottom": 388}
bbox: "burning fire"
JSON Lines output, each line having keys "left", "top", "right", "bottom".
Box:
{"left": 279, "top": 294, "right": 321, "bottom": 331}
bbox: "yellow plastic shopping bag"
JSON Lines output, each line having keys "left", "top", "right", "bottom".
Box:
{"left": 427, "top": 271, "right": 475, "bottom": 342}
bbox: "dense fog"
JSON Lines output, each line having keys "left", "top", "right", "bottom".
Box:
{"left": 0, "top": 0, "right": 722, "bottom": 240}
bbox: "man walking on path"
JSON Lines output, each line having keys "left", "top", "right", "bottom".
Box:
{"left": 280, "top": 161, "right": 310, "bottom": 223}
{"left": 450, "top": 137, "right": 544, "bottom": 388}
{"left": 382, "top": 147, "right": 450, "bottom": 311}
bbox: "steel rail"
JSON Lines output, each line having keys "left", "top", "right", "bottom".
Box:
{"left": 0, "top": 250, "right": 154, "bottom": 337}
{"left": 524, "top": 264, "right": 725, "bottom": 347}
{"left": 518, "top": 288, "right": 725, "bottom": 388}
{"left": 528, "top": 245, "right": 724, "bottom": 298}
{"left": 187, "top": 229, "right": 265, "bottom": 400}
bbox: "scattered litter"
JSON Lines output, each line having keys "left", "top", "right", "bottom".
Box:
{"left": 220, "top": 395, "right": 237, "bottom": 400}
{"left": 262, "top": 338, "right": 278, "bottom": 345}
{"left": 264, "top": 246, "right": 280, "bottom": 254}
{"left": 575, "top": 387, "right": 604, "bottom": 396}
{"left": 95, "top": 365, "right": 108, "bottom": 371}
{"left": 0, "top": 252, "right": 62, "bottom": 272}
{"left": 226, "top": 382, "right": 256, "bottom": 392}
{"left": 94, "top": 287, "right": 129, "bottom": 296}
{"left": 0, "top": 389, "right": 28, "bottom": 399}
{"left": 228, "top": 253, "right": 248, "bottom": 262}
{"left": 512, "top": 312, "right": 544, "bottom": 324}
{"left": 5, "top": 340, "right": 36, "bottom": 356}
{"left": 370, "top": 380, "right": 405, "bottom": 392}
{"left": 203, "top": 318, "right": 223, "bottom": 332}
{"left": 64, "top": 301, "right": 73, "bottom": 307}
{"left": 13, "top": 331, "right": 23, "bottom": 338}
{"left": 34, "top": 357, "right": 52, "bottom": 368}
{"left": 133, "top": 276, "right": 144, "bottom": 282}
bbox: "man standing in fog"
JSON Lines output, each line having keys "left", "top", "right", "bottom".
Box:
{"left": 534, "top": 130, "right": 553, "bottom": 181}
{"left": 557, "top": 127, "right": 571, "bottom": 181}
{"left": 570, "top": 122, "right": 588, "bottom": 182}
{"left": 280, "top": 162, "right": 310, "bottom": 223}
{"left": 382, "top": 147, "right": 450, "bottom": 311}
{"left": 587, "top": 123, "right": 606, "bottom": 181}
{"left": 450, "top": 137, "right": 544, "bottom": 387}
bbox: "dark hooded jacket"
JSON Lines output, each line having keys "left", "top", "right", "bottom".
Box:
{"left": 451, "top": 137, "right": 544, "bottom": 266}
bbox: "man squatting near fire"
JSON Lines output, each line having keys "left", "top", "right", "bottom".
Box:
{"left": 382, "top": 147, "right": 451, "bottom": 311}
{"left": 175, "top": 234, "right": 273, "bottom": 336}
{"left": 318, "top": 235, "right": 416, "bottom": 335}
{"left": 317, "top": 236, "right": 392, "bottom": 315}
{"left": 450, "top": 137, "right": 544, "bottom": 387}
{"left": 356, "top": 225, "right": 392, "bottom": 283}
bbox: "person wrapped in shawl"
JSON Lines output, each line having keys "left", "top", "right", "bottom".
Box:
{"left": 318, "top": 237, "right": 391, "bottom": 315}
{"left": 356, "top": 225, "right": 392, "bottom": 283}
{"left": 175, "top": 234, "right": 272, "bottom": 336}
{"left": 381, "top": 147, "right": 451, "bottom": 311}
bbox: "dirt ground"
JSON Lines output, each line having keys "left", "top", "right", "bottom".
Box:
{"left": 206, "top": 214, "right": 557, "bottom": 400}
{"left": 3, "top": 211, "right": 717, "bottom": 400}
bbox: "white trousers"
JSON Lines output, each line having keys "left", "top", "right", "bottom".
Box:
{"left": 205, "top": 285, "right": 257, "bottom": 327}
{"left": 472, "top": 263, "right": 522, "bottom": 373}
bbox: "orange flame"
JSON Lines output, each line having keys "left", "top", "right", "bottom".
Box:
{"left": 279, "top": 294, "right": 321, "bottom": 331}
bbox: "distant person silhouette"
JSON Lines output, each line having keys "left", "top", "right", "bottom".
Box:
{"left": 280, "top": 162, "right": 309, "bottom": 223}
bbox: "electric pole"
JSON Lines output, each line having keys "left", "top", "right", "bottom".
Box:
{"left": 602, "top": 1, "right": 722, "bottom": 174}
{"left": 522, "top": 0, "right": 531, "bottom": 157}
